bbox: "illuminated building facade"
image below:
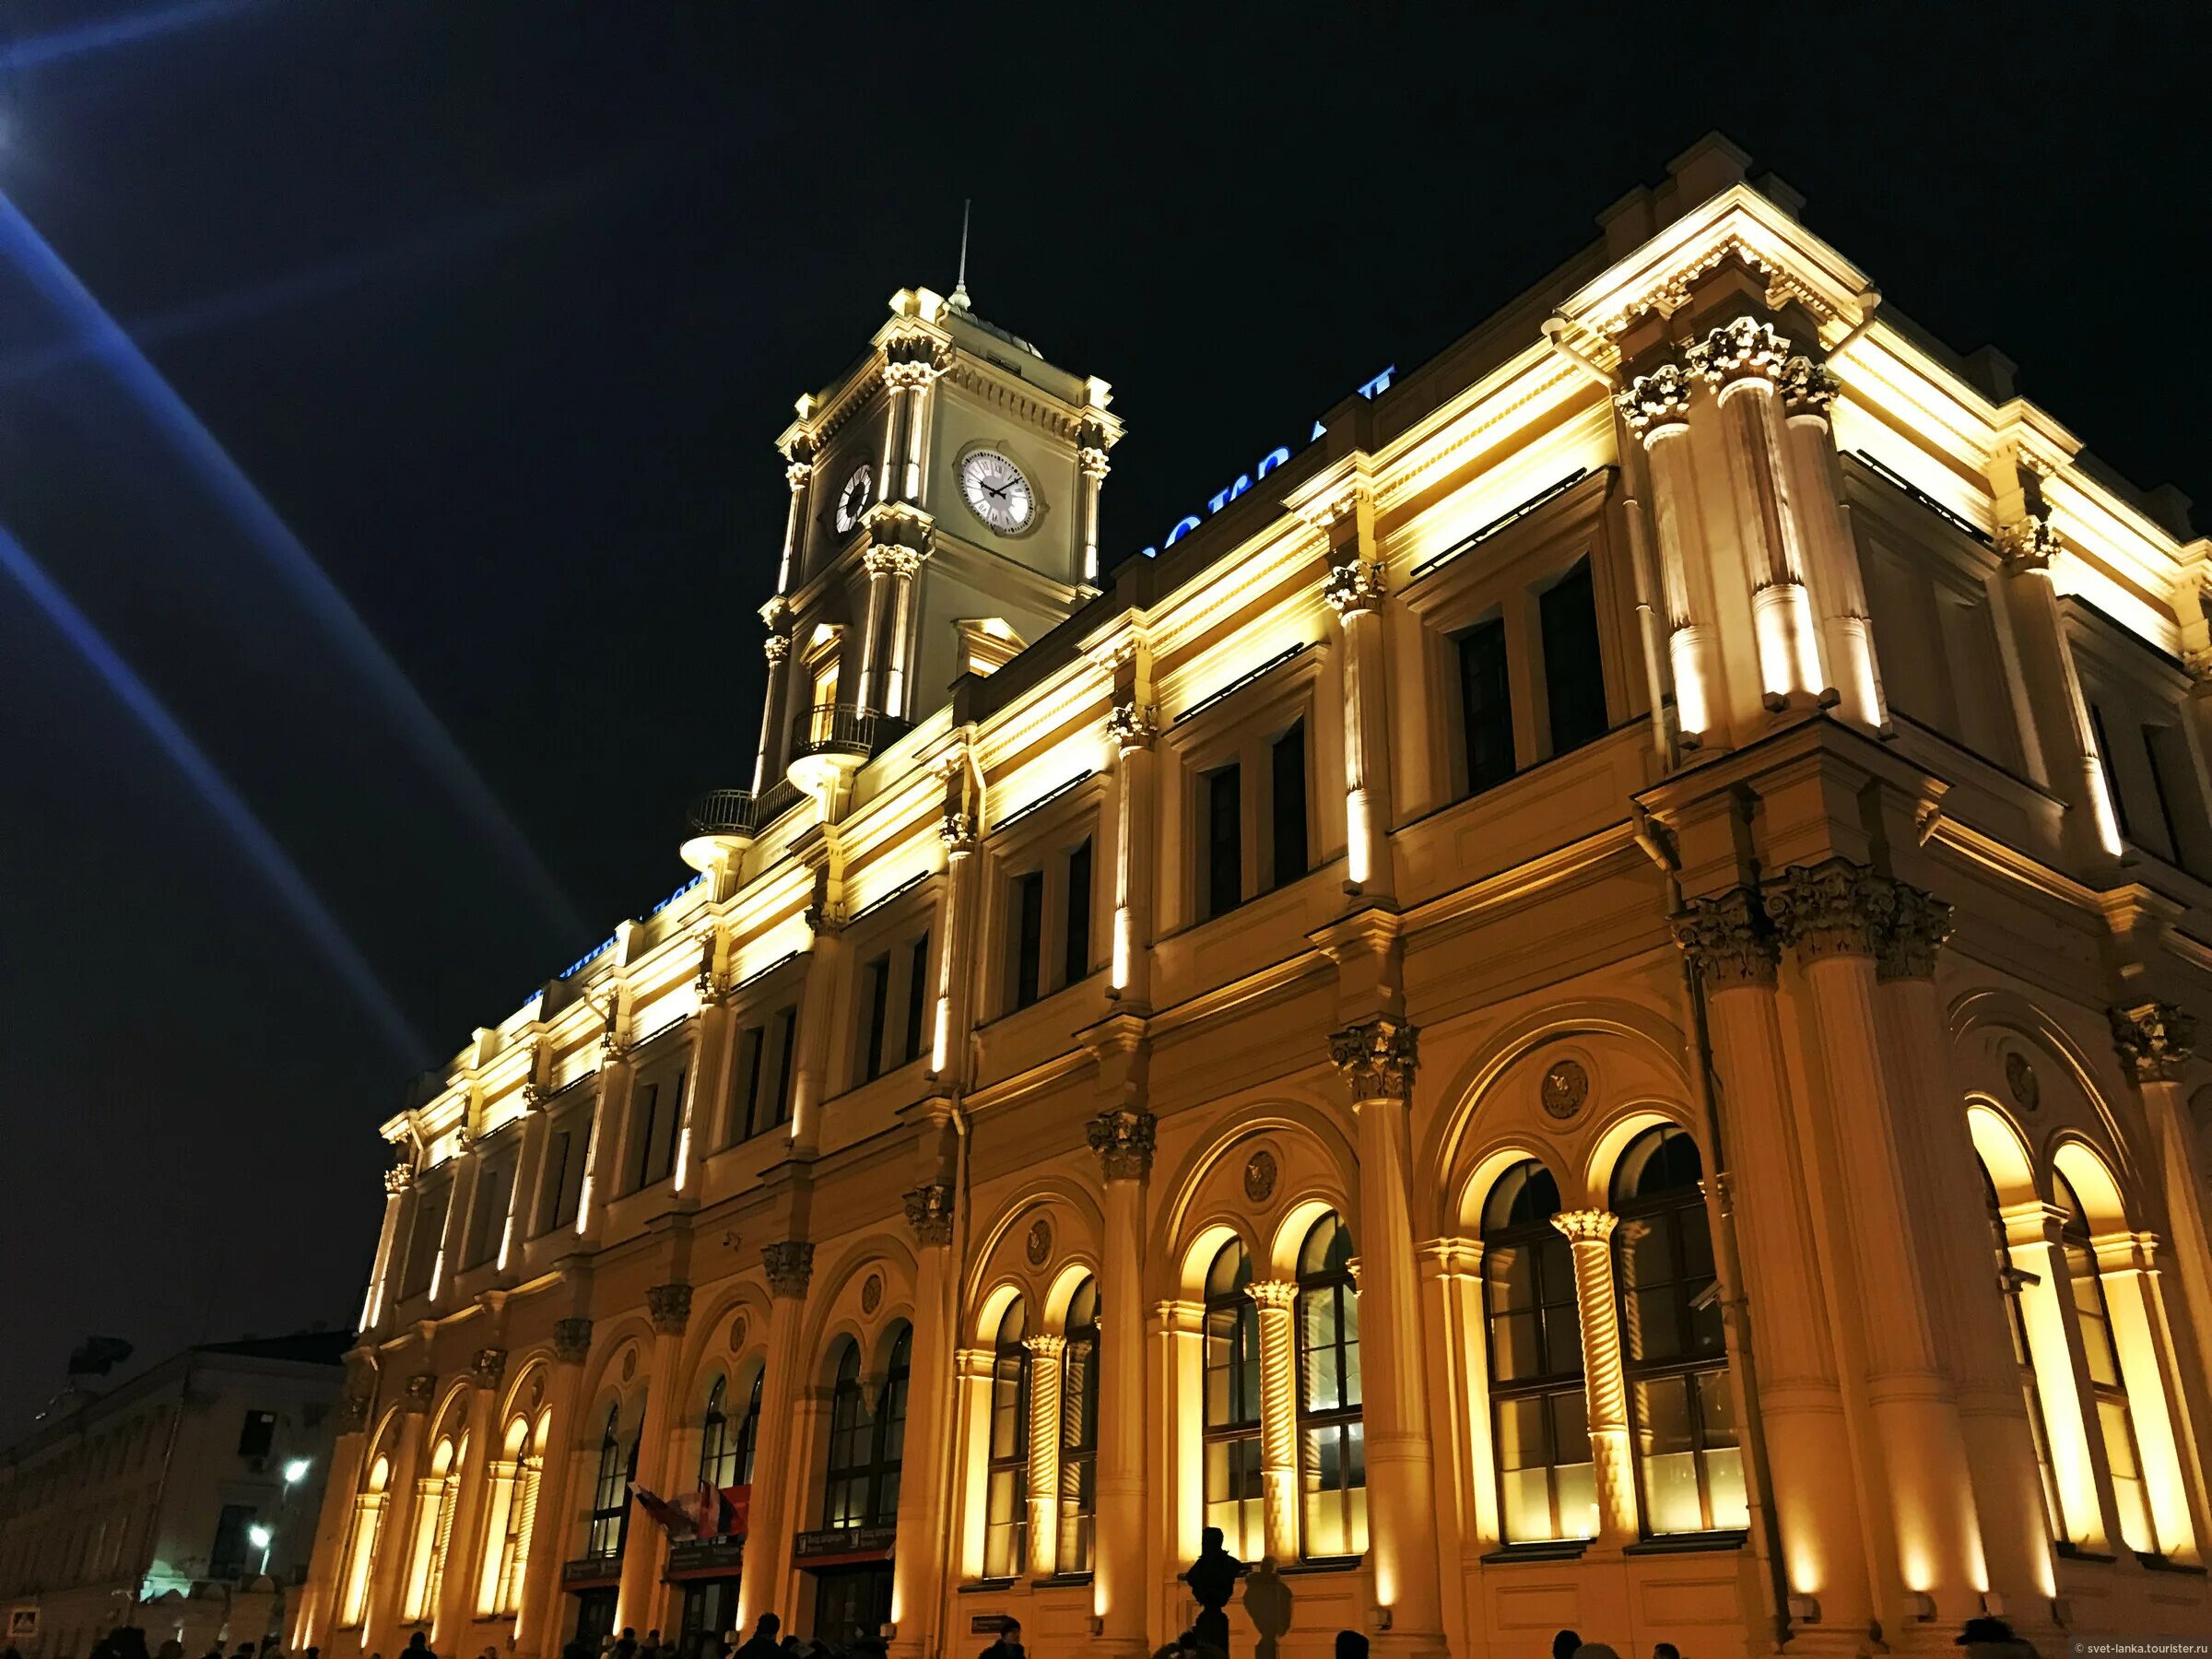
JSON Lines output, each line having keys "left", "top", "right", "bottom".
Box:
{"left": 296, "top": 137, "right": 2212, "bottom": 1659}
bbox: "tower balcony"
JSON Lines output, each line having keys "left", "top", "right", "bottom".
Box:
{"left": 784, "top": 702, "right": 913, "bottom": 801}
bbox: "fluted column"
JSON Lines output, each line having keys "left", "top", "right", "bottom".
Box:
{"left": 1674, "top": 890, "right": 1874, "bottom": 1639}
{"left": 433, "top": 1146, "right": 480, "bottom": 1309}
{"left": 754, "top": 629, "right": 793, "bottom": 794}
{"left": 435, "top": 1347, "right": 505, "bottom": 1645}
{"left": 866, "top": 544, "right": 924, "bottom": 722}
{"left": 1416, "top": 1240, "right": 1491, "bottom": 1550}
{"left": 1776, "top": 354, "right": 1885, "bottom": 727}
{"left": 1688, "top": 315, "right": 1826, "bottom": 703}
{"left": 616, "top": 1286, "right": 690, "bottom": 1633}
{"left": 1328, "top": 1018, "right": 1444, "bottom": 1655}
{"left": 888, "top": 1187, "right": 957, "bottom": 1657}
{"left": 776, "top": 449, "right": 813, "bottom": 595}
{"left": 1765, "top": 861, "right": 1987, "bottom": 1631}
{"left": 1077, "top": 420, "right": 1112, "bottom": 585}
{"left": 362, "top": 1165, "right": 413, "bottom": 1334}
{"left": 579, "top": 1042, "right": 634, "bottom": 1245}
{"left": 736, "top": 1242, "right": 814, "bottom": 1633}
{"left": 1246, "top": 1281, "right": 1301, "bottom": 1564}
{"left": 1617, "top": 363, "right": 1716, "bottom": 742}
{"left": 1088, "top": 1107, "right": 1154, "bottom": 1655}
{"left": 1108, "top": 694, "right": 1159, "bottom": 1010}
{"left": 512, "top": 1319, "right": 592, "bottom": 1659}
{"left": 1549, "top": 1211, "right": 1638, "bottom": 1547}
{"left": 1023, "top": 1334, "right": 1069, "bottom": 1578}
{"left": 1325, "top": 552, "right": 1395, "bottom": 900}
{"left": 2001, "top": 1201, "right": 2114, "bottom": 1550}
{"left": 931, "top": 803, "right": 979, "bottom": 1077}
{"left": 363, "top": 1373, "right": 436, "bottom": 1658}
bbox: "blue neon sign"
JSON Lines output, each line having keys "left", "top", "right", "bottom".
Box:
{"left": 1140, "top": 367, "right": 1394, "bottom": 559}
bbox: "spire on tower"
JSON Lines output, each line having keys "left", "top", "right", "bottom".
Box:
{"left": 949, "top": 198, "right": 972, "bottom": 312}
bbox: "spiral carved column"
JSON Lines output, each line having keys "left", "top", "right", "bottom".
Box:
{"left": 1551, "top": 1210, "right": 1638, "bottom": 1547}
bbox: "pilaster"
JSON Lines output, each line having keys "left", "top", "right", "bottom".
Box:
{"left": 1088, "top": 1104, "right": 1153, "bottom": 1654}
{"left": 1549, "top": 1211, "right": 1638, "bottom": 1549}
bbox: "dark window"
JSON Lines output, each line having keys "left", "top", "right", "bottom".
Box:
{"left": 544, "top": 1118, "right": 587, "bottom": 1232}
{"left": 904, "top": 934, "right": 932, "bottom": 1063}
{"left": 861, "top": 953, "right": 891, "bottom": 1081}
{"left": 700, "top": 1379, "right": 737, "bottom": 1489}
{"left": 1064, "top": 840, "right": 1093, "bottom": 987}
{"left": 771, "top": 1008, "right": 798, "bottom": 1125}
{"left": 400, "top": 1183, "right": 449, "bottom": 1298}
{"left": 735, "top": 1025, "right": 767, "bottom": 1142}
{"left": 631, "top": 1069, "right": 685, "bottom": 1190}
{"left": 1205, "top": 763, "right": 1242, "bottom": 917}
{"left": 586, "top": 1405, "right": 637, "bottom": 1559}
{"left": 983, "top": 1300, "right": 1030, "bottom": 1579}
{"left": 1271, "top": 723, "right": 1308, "bottom": 888}
{"left": 2090, "top": 703, "right": 2133, "bottom": 840}
{"left": 1482, "top": 1160, "right": 1593, "bottom": 1543}
{"left": 1202, "top": 1240, "right": 1264, "bottom": 1557}
{"left": 208, "top": 1502, "right": 258, "bottom": 1578}
{"left": 465, "top": 1160, "right": 512, "bottom": 1267}
{"left": 2144, "top": 724, "right": 2186, "bottom": 866}
{"left": 1540, "top": 559, "right": 1607, "bottom": 754}
{"left": 822, "top": 1324, "right": 912, "bottom": 1530}
{"left": 734, "top": 1371, "right": 763, "bottom": 1489}
{"left": 1612, "top": 1126, "right": 1747, "bottom": 1536}
{"left": 1457, "top": 618, "right": 1515, "bottom": 793}
{"left": 1294, "top": 1215, "right": 1364, "bottom": 1559}
{"left": 236, "top": 1411, "right": 277, "bottom": 1460}
{"left": 1060, "top": 1277, "right": 1100, "bottom": 1573}
{"left": 1012, "top": 870, "right": 1045, "bottom": 1008}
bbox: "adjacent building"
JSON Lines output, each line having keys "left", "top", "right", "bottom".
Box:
{"left": 0, "top": 1333, "right": 350, "bottom": 1659}
{"left": 296, "top": 135, "right": 2212, "bottom": 1659}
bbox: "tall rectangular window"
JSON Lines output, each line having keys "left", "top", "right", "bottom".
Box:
{"left": 1458, "top": 618, "right": 1514, "bottom": 794}
{"left": 904, "top": 933, "right": 931, "bottom": 1063}
{"left": 1540, "top": 559, "right": 1607, "bottom": 754}
{"left": 2090, "top": 703, "right": 2133, "bottom": 840}
{"left": 1206, "top": 763, "right": 1242, "bottom": 918}
{"left": 1012, "top": 871, "right": 1045, "bottom": 1008}
{"left": 861, "top": 954, "right": 891, "bottom": 1081}
{"left": 1270, "top": 723, "right": 1307, "bottom": 888}
{"left": 465, "top": 1159, "right": 513, "bottom": 1266}
{"left": 543, "top": 1118, "right": 587, "bottom": 1231}
{"left": 2144, "top": 723, "right": 2187, "bottom": 867}
{"left": 1065, "top": 840, "right": 1093, "bottom": 986}
{"left": 772, "top": 1007, "right": 798, "bottom": 1126}
{"left": 209, "top": 1503, "right": 258, "bottom": 1579}
{"left": 734, "top": 1025, "right": 766, "bottom": 1142}
{"left": 400, "top": 1183, "right": 449, "bottom": 1298}
{"left": 632, "top": 1073, "right": 684, "bottom": 1191}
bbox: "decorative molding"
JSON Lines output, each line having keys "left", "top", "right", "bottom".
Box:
{"left": 1087, "top": 1106, "right": 1157, "bottom": 1182}
{"left": 383, "top": 1164, "right": 415, "bottom": 1196}
{"left": 646, "top": 1283, "right": 693, "bottom": 1335}
{"left": 1549, "top": 1208, "right": 1619, "bottom": 1245}
{"left": 552, "top": 1318, "right": 593, "bottom": 1364}
{"left": 902, "top": 1182, "right": 957, "bottom": 1247}
{"left": 1024, "top": 1216, "right": 1053, "bottom": 1265}
{"left": 1244, "top": 1279, "right": 1300, "bottom": 1312}
{"left": 1613, "top": 361, "right": 1696, "bottom": 439}
{"left": 1108, "top": 700, "right": 1159, "bottom": 752}
{"left": 1022, "top": 1332, "right": 1068, "bottom": 1360}
{"left": 1998, "top": 513, "right": 2062, "bottom": 573}
{"left": 1877, "top": 883, "right": 1954, "bottom": 982}
{"left": 1673, "top": 888, "right": 1781, "bottom": 990}
{"left": 1243, "top": 1148, "right": 1279, "bottom": 1203}
{"left": 402, "top": 1371, "right": 438, "bottom": 1415}
{"left": 1686, "top": 314, "right": 1793, "bottom": 389}
{"left": 1329, "top": 1017, "right": 1418, "bottom": 1104}
{"left": 784, "top": 461, "right": 813, "bottom": 492}
{"left": 1762, "top": 857, "right": 1898, "bottom": 961}
{"left": 2111, "top": 1001, "right": 2198, "bottom": 1085}
{"left": 1777, "top": 353, "right": 1841, "bottom": 418}
{"left": 1323, "top": 559, "right": 1387, "bottom": 616}
{"left": 469, "top": 1347, "right": 508, "bottom": 1390}
{"left": 863, "top": 543, "right": 924, "bottom": 581}
{"left": 938, "top": 809, "right": 978, "bottom": 854}
{"left": 763, "top": 632, "right": 792, "bottom": 665}
{"left": 1541, "top": 1059, "right": 1591, "bottom": 1122}
{"left": 762, "top": 1239, "right": 816, "bottom": 1300}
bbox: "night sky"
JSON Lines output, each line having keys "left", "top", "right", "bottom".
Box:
{"left": 2, "top": 1, "right": 2206, "bottom": 1428}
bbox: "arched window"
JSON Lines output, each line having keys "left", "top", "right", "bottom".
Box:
{"left": 1482, "top": 1159, "right": 1594, "bottom": 1543}
{"left": 1060, "top": 1277, "right": 1100, "bottom": 1572}
{"left": 700, "top": 1377, "right": 737, "bottom": 1489}
{"left": 409, "top": 1434, "right": 465, "bottom": 1623}
{"left": 982, "top": 1300, "right": 1030, "bottom": 1579}
{"left": 2057, "top": 1171, "right": 2150, "bottom": 1551}
{"left": 336, "top": 1453, "right": 391, "bottom": 1628}
{"left": 1612, "top": 1125, "right": 1746, "bottom": 1536}
{"left": 823, "top": 1324, "right": 912, "bottom": 1532}
{"left": 1203, "top": 1239, "right": 1265, "bottom": 1556}
{"left": 586, "top": 1404, "right": 636, "bottom": 1559}
{"left": 492, "top": 1413, "right": 545, "bottom": 1616}
{"left": 1983, "top": 1164, "right": 2063, "bottom": 1538}
{"left": 733, "top": 1371, "right": 763, "bottom": 1489}
{"left": 1295, "top": 1214, "right": 1365, "bottom": 1559}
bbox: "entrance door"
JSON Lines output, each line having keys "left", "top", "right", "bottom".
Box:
{"left": 811, "top": 1565, "right": 893, "bottom": 1648}
{"left": 677, "top": 1577, "right": 742, "bottom": 1659}
{"left": 573, "top": 1586, "right": 620, "bottom": 1653}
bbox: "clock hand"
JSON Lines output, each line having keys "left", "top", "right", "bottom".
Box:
{"left": 982, "top": 480, "right": 1009, "bottom": 500}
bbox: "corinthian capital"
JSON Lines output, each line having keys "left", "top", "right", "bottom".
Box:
{"left": 1330, "top": 1018, "right": 1418, "bottom": 1104}
{"left": 383, "top": 1163, "right": 415, "bottom": 1196}
{"left": 646, "top": 1282, "right": 693, "bottom": 1335}
{"left": 1998, "top": 513, "right": 2062, "bottom": 573}
{"left": 1078, "top": 445, "right": 1112, "bottom": 482}
{"left": 1614, "top": 361, "right": 1696, "bottom": 439}
{"left": 1549, "top": 1208, "right": 1618, "bottom": 1245}
{"left": 1108, "top": 700, "right": 1159, "bottom": 753}
{"left": 763, "top": 631, "right": 792, "bottom": 665}
{"left": 2111, "top": 1001, "right": 2198, "bottom": 1085}
{"left": 1323, "top": 559, "right": 1387, "bottom": 616}
{"left": 1877, "top": 884, "right": 1954, "bottom": 982}
{"left": 552, "top": 1318, "right": 594, "bottom": 1364}
{"left": 786, "top": 460, "right": 814, "bottom": 492}
{"left": 470, "top": 1347, "right": 508, "bottom": 1390}
{"left": 402, "top": 1371, "right": 438, "bottom": 1415}
{"left": 902, "top": 1182, "right": 956, "bottom": 1247}
{"left": 1687, "top": 315, "right": 1793, "bottom": 388}
{"left": 1671, "top": 888, "right": 1780, "bottom": 991}
{"left": 863, "top": 544, "right": 924, "bottom": 580}
{"left": 1244, "top": 1279, "right": 1300, "bottom": 1312}
{"left": 1087, "top": 1106, "right": 1157, "bottom": 1182}
{"left": 762, "top": 1239, "right": 815, "bottom": 1300}
{"left": 1777, "top": 354, "right": 1841, "bottom": 418}
{"left": 1762, "top": 857, "right": 1897, "bottom": 962}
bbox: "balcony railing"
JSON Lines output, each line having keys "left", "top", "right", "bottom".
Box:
{"left": 755, "top": 777, "right": 806, "bottom": 825}
{"left": 791, "top": 702, "right": 879, "bottom": 760}
{"left": 687, "top": 789, "right": 759, "bottom": 838}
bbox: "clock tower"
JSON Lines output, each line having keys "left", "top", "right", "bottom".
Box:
{"left": 747, "top": 284, "right": 1121, "bottom": 812}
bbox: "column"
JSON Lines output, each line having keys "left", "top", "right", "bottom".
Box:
{"left": 2002, "top": 1202, "right": 2115, "bottom": 1551}
{"left": 754, "top": 630, "right": 794, "bottom": 795}
{"left": 513, "top": 1319, "right": 593, "bottom": 1659}
{"left": 1327, "top": 1018, "right": 1445, "bottom": 1656}
{"left": 435, "top": 1347, "right": 505, "bottom": 1646}
{"left": 953, "top": 1347, "right": 997, "bottom": 1584}
{"left": 674, "top": 1014, "right": 721, "bottom": 1194}
{"left": 787, "top": 897, "right": 844, "bottom": 1159}
{"left": 1108, "top": 691, "right": 1159, "bottom": 1010}
{"left": 1674, "top": 891, "right": 1875, "bottom": 1641}
{"left": 1324, "top": 550, "right": 1394, "bottom": 901}
{"left": 1764, "top": 861, "right": 1988, "bottom": 1630}
{"left": 1776, "top": 353, "right": 1885, "bottom": 727}
{"left": 507, "top": 1083, "right": 554, "bottom": 1269}
{"left": 434, "top": 1146, "right": 480, "bottom": 1309}
{"left": 1077, "top": 419, "right": 1112, "bottom": 586}
{"left": 1088, "top": 1107, "right": 1155, "bottom": 1655}
{"left": 2111, "top": 1003, "right": 2212, "bottom": 1443}
{"left": 776, "top": 448, "right": 814, "bottom": 595}
{"left": 735, "top": 1242, "right": 814, "bottom": 1634}
{"left": 1549, "top": 1212, "right": 1638, "bottom": 1547}
{"left": 295, "top": 1366, "right": 374, "bottom": 1649}
{"left": 363, "top": 1373, "right": 436, "bottom": 1658}
{"left": 2090, "top": 1233, "right": 2205, "bottom": 1559}
{"left": 931, "top": 794, "right": 979, "bottom": 1078}
{"left": 616, "top": 1286, "right": 690, "bottom": 1633}
{"left": 1246, "top": 1282, "right": 1301, "bottom": 1564}
{"left": 863, "top": 544, "right": 924, "bottom": 722}
{"left": 1152, "top": 1300, "right": 1207, "bottom": 1632}
{"left": 1617, "top": 363, "right": 1716, "bottom": 741}
{"left": 1994, "top": 505, "right": 2124, "bottom": 862}
{"left": 888, "top": 1184, "right": 958, "bottom": 1657}
{"left": 1416, "top": 1240, "right": 1491, "bottom": 1549}
{"left": 579, "top": 1047, "right": 634, "bottom": 1245}
{"left": 1023, "top": 1335, "right": 1069, "bottom": 1578}
{"left": 362, "top": 1166, "right": 413, "bottom": 1335}
{"left": 1687, "top": 315, "right": 1825, "bottom": 704}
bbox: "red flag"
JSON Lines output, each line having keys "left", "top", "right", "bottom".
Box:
{"left": 629, "top": 1483, "right": 698, "bottom": 1539}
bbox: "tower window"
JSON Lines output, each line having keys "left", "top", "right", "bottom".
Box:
{"left": 1539, "top": 558, "right": 1607, "bottom": 754}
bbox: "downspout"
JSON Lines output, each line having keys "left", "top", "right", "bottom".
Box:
{"left": 1631, "top": 806, "right": 1791, "bottom": 1651}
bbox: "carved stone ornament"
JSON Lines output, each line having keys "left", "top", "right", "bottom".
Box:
{"left": 1330, "top": 1018, "right": 1418, "bottom": 1104}
{"left": 1243, "top": 1148, "right": 1279, "bottom": 1205}
{"left": 1877, "top": 883, "right": 1954, "bottom": 982}
{"left": 552, "top": 1317, "right": 594, "bottom": 1364}
{"left": 763, "top": 1239, "right": 816, "bottom": 1298}
{"left": 1998, "top": 513, "right": 2063, "bottom": 572}
{"left": 938, "top": 808, "right": 978, "bottom": 853}
{"left": 402, "top": 1371, "right": 438, "bottom": 1415}
{"left": 1776, "top": 354, "right": 1841, "bottom": 418}
{"left": 647, "top": 1282, "right": 694, "bottom": 1335}
{"left": 1026, "top": 1217, "right": 1053, "bottom": 1265}
{"left": 470, "top": 1347, "right": 508, "bottom": 1390}
{"left": 1614, "top": 361, "right": 1696, "bottom": 439}
{"left": 528, "top": 1371, "right": 545, "bottom": 1410}
{"left": 1107, "top": 700, "right": 1159, "bottom": 753}
{"left": 1078, "top": 444, "right": 1112, "bottom": 482}
{"left": 337, "top": 1374, "right": 375, "bottom": 1432}
{"left": 762, "top": 631, "right": 792, "bottom": 665}
{"left": 1323, "top": 559, "right": 1387, "bottom": 616}
{"left": 759, "top": 594, "right": 794, "bottom": 631}
{"left": 2005, "top": 1051, "right": 2041, "bottom": 1113}
{"left": 862, "top": 543, "right": 924, "bottom": 581}
{"left": 1549, "top": 1208, "right": 1619, "bottom": 1245}
{"left": 904, "top": 1182, "right": 957, "bottom": 1247}
{"left": 1541, "top": 1059, "right": 1591, "bottom": 1122}
{"left": 383, "top": 1163, "right": 414, "bottom": 1196}
{"left": 785, "top": 460, "right": 814, "bottom": 492}
{"left": 1087, "top": 1106, "right": 1157, "bottom": 1182}
{"left": 1762, "top": 858, "right": 1900, "bottom": 961}
{"left": 1672, "top": 888, "right": 1782, "bottom": 989}
{"left": 619, "top": 1347, "right": 637, "bottom": 1382}
{"left": 1687, "top": 314, "right": 1793, "bottom": 388}
{"left": 2112, "top": 1001, "right": 2198, "bottom": 1086}
{"left": 728, "top": 1314, "right": 747, "bottom": 1353}
{"left": 1244, "top": 1279, "right": 1300, "bottom": 1312}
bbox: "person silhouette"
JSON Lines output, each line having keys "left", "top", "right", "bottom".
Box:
{"left": 1186, "top": 1525, "right": 1249, "bottom": 1658}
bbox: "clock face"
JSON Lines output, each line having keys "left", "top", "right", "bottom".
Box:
{"left": 958, "top": 449, "right": 1034, "bottom": 534}
{"left": 835, "top": 464, "right": 873, "bottom": 534}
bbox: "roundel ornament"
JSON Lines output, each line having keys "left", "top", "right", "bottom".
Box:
{"left": 1541, "top": 1059, "right": 1590, "bottom": 1122}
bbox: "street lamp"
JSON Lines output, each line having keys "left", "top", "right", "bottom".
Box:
{"left": 282, "top": 1459, "right": 311, "bottom": 1485}
{"left": 247, "top": 1524, "right": 273, "bottom": 1577}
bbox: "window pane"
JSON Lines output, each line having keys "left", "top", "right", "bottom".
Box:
{"left": 1206, "top": 765, "right": 1242, "bottom": 916}
{"left": 1271, "top": 723, "right": 1308, "bottom": 887}
{"left": 1627, "top": 1288, "right": 1681, "bottom": 1361}
{"left": 1487, "top": 1242, "right": 1535, "bottom": 1314}
{"left": 1491, "top": 1312, "right": 1544, "bottom": 1382}
{"left": 1014, "top": 871, "right": 1044, "bottom": 1008}
{"left": 1539, "top": 559, "right": 1607, "bottom": 755}
{"left": 1458, "top": 618, "right": 1514, "bottom": 792}
{"left": 1494, "top": 1396, "right": 1549, "bottom": 1472}
{"left": 1065, "top": 840, "right": 1093, "bottom": 985}
{"left": 1633, "top": 1376, "right": 1703, "bottom": 1535}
